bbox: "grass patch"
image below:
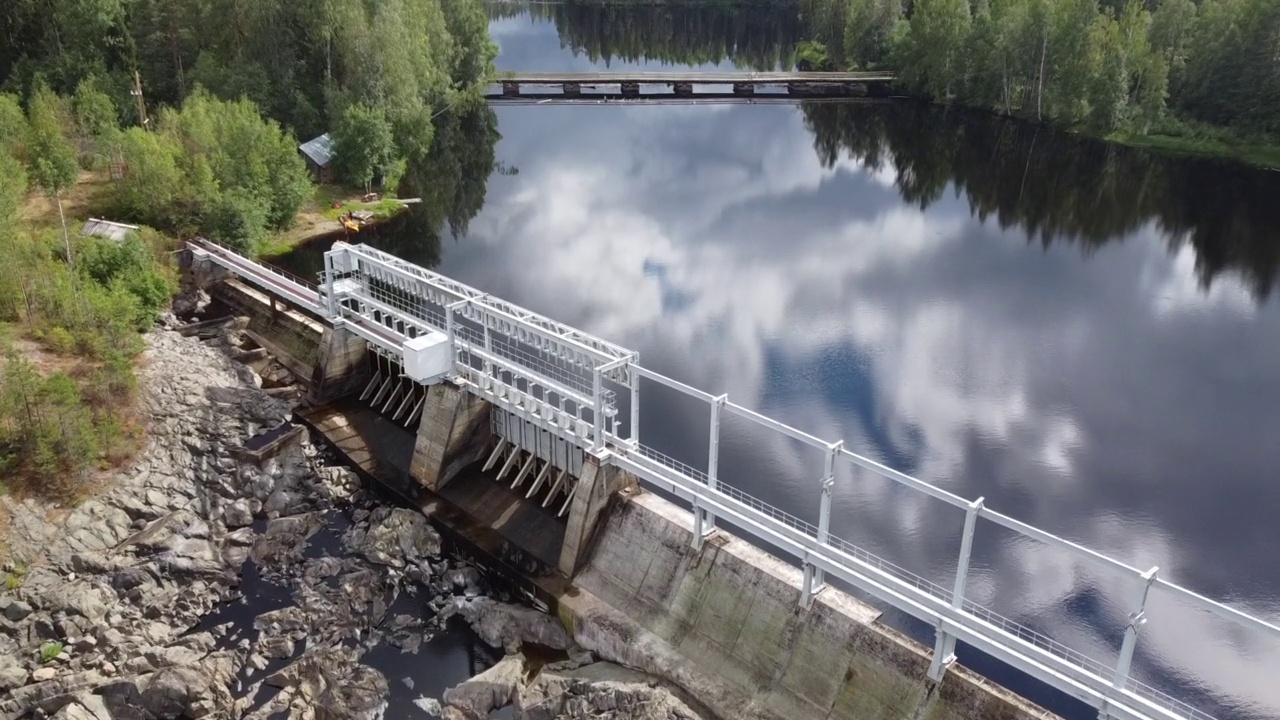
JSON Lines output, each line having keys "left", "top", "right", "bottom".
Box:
{"left": 1099, "top": 117, "right": 1280, "bottom": 169}
{"left": 1107, "top": 131, "right": 1280, "bottom": 169}
{"left": 256, "top": 185, "right": 407, "bottom": 259}
{"left": 39, "top": 641, "right": 62, "bottom": 663}
{"left": 320, "top": 198, "right": 403, "bottom": 222}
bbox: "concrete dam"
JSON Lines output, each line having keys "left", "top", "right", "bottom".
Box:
{"left": 181, "top": 238, "right": 1279, "bottom": 720}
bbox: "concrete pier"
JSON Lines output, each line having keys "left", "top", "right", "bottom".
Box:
{"left": 558, "top": 454, "right": 637, "bottom": 576}
{"left": 409, "top": 380, "right": 492, "bottom": 492}
{"left": 309, "top": 326, "right": 368, "bottom": 403}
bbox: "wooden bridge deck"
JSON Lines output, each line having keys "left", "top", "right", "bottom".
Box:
{"left": 498, "top": 70, "right": 896, "bottom": 84}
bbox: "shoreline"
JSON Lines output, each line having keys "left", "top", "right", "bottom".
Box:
{"left": 257, "top": 194, "right": 412, "bottom": 260}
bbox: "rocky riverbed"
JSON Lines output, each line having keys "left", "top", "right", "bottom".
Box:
{"left": 0, "top": 320, "right": 707, "bottom": 720}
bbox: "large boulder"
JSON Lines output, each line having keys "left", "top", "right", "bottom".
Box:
{"left": 265, "top": 645, "right": 388, "bottom": 720}
{"left": 140, "top": 651, "right": 238, "bottom": 719}
{"left": 442, "top": 653, "right": 525, "bottom": 719}
{"left": 455, "top": 597, "right": 573, "bottom": 652}
{"left": 516, "top": 662, "right": 706, "bottom": 720}
{"left": 1, "top": 596, "right": 32, "bottom": 621}
{"left": 51, "top": 694, "right": 113, "bottom": 720}
{"left": 343, "top": 508, "right": 440, "bottom": 568}
{"left": 0, "top": 655, "right": 28, "bottom": 690}
{"left": 222, "top": 499, "right": 254, "bottom": 528}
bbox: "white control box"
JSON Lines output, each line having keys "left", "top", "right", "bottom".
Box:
{"left": 402, "top": 331, "right": 454, "bottom": 384}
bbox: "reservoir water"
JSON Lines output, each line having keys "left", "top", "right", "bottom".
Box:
{"left": 274, "top": 5, "right": 1280, "bottom": 719}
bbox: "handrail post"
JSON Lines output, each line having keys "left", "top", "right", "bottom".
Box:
{"left": 1098, "top": 566, "right": 1158, "bottom": 720}
{"left": 695, "top": 394, "right": 727, "bottom": 551}
{"left": 592, "top": 364, "right": 605, "bottom": 452}
{"left": 930, "top": 496, "right": 984, "bottom": 681}
{"left": 322, "top": 249, "right": 338, "bottom": 318}
{"left": 629, "top": 352, "right": 640, "bottom": 447}
{"left": 446, "top": 299, "right": 470, "bottom": 374}
{"left": 1115, "top": 567, "right": 1158, "bottom": 690}
{"left": 802, "top": 441, "right": 841, "bottom": 609}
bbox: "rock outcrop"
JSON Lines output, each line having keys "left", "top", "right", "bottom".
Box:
{"left": 441, "top": 652, "right": 707, "bottom": 720}
{"left": 0, "top": 327, "right": 439, "bottom": 719}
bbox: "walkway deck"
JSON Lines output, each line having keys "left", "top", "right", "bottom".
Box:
{"left": 492, "top": 70, "right": 897, "bottom": 98}
{"left": 499, "top": 70, "right": 896, "bottom": 84}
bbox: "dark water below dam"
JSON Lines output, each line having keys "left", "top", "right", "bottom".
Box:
{"left": 269, "top": 4, "right": 1280, "bottom": 719}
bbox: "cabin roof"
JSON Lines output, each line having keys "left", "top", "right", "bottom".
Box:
{"left": 299, "top": 133, "right": 334, "bottom": 168}
{"left": 81, "top": 218, "right": 140, "bottom": 242}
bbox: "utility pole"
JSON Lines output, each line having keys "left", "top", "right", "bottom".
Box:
{"left": 131, "top": 71, "right": 150, "bottom": 130}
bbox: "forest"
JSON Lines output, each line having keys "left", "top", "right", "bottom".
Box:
{"left": 0, "top": 0, "right": 498, "bottom": 496}
{"left": 535, "top": 0, "right": 1278, "bottom": 158}
{"left": 801, "top": 0, "right": 1280, "bottom": 145}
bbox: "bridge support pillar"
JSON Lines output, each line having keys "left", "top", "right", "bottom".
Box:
{"left": 410, "top": 380, "right": 492, "bottom": 492}
{"left": 621, "top": 82, "right": 640, "bottom": 98}
{"left": 732, "top": 82, "right": 754, "bottom": 97}
{"left": 308, "top": 325, "right": 369, "bottom": 404}
{"left": 673, "top": 82, "right": 693, "bottom": 97}
{"left": 179, "top": 246, "right": 231, "bottom": 295}
{"left": 558, "top": 454, "right": 638, "bottom": 577}
{"left": 502, "top": 81, "right": 520, "bottom": 97}
{"left": 563, "top": 82, "right": 581, "bottom": 97}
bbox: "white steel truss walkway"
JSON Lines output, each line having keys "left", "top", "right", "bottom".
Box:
{"left": 190, "top": 238, "right": 1279, "bottom": 720}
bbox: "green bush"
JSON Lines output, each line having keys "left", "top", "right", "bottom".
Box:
{"left": 45, "top": 326, "right": 74, "bottom": 354}
{"left": 39, "top": 641, "right": 62, "bottom": 664}
{"left": 794, "top": 40, "right": 833, "bottom": 71}
{"left": 205, "top": 190, "right": 269, "bottom": 254}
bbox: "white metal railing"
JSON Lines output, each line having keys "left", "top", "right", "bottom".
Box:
{"left": 194, "top": 239, "right": 1279, "bottom": 720}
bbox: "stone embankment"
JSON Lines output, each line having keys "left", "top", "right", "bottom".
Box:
{"left": 0, "top": 317, "right": 707, "bottom": 720}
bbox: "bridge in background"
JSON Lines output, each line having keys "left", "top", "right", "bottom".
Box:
{"left": 491, "top": 70, "right": 897, "bottom": 98}
{"left": 187, "top": 238, "right": 1278, "bottom": 720}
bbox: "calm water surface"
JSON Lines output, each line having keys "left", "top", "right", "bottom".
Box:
{"left": 277, "top": 6, "right": 1280, "bottom": 719}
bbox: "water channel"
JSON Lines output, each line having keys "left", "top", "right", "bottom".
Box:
{"left": 273, "top": 5, "right": 1280, "bottom": 719}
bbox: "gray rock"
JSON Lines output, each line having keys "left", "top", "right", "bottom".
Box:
{"left": 31, "top": 666, "right": 57, "bottom": 682}
{"left": 3, "top": 597, "right": 32, "bottom": 621}
{"left": 442, "top": 653, "right": 524, "bottom": 718}
{"left": 316, "top": 466, "right": 360, "bottom": 500}
{"left": 0, "top": 656, "right": 28, "bottom": 690}
{"left": 222, "top": 499, "right": 254, "bottom": 528}
{"left": 265, "top": 646, "right": 388, "bottom": 718}
{"left": 515, "top": 662, "right": 706, "bottom": 720}
{"left": 343, "top": 507, "right": 441, "bottom": 568}
{"left": 98, "top": 627, "right": 125, "bottom": 649}
{"left": 259, "top": 635, "right": 295, "bottom": 660}
{"left": 413, "top": 696, "right": 443, "bottom": 716}
{"left": 141, "top": 652, "right": 237, "bottom": 719}
{"left": 455, "top": 597, "right": 574, "bottom": 652}
{"left": 51, "top": 695, "right": 114, "bottom": 720}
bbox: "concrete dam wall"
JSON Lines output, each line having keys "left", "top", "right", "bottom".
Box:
{"left": 559, "top": 490, "right": 1052, "bottom": 720}
{"left": 187, "top": 256, "right": 1058, "bottom": 720}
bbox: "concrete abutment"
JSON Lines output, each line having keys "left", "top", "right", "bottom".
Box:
{"left": 564, "top": 491, "right": 1058, "bottom": 720}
